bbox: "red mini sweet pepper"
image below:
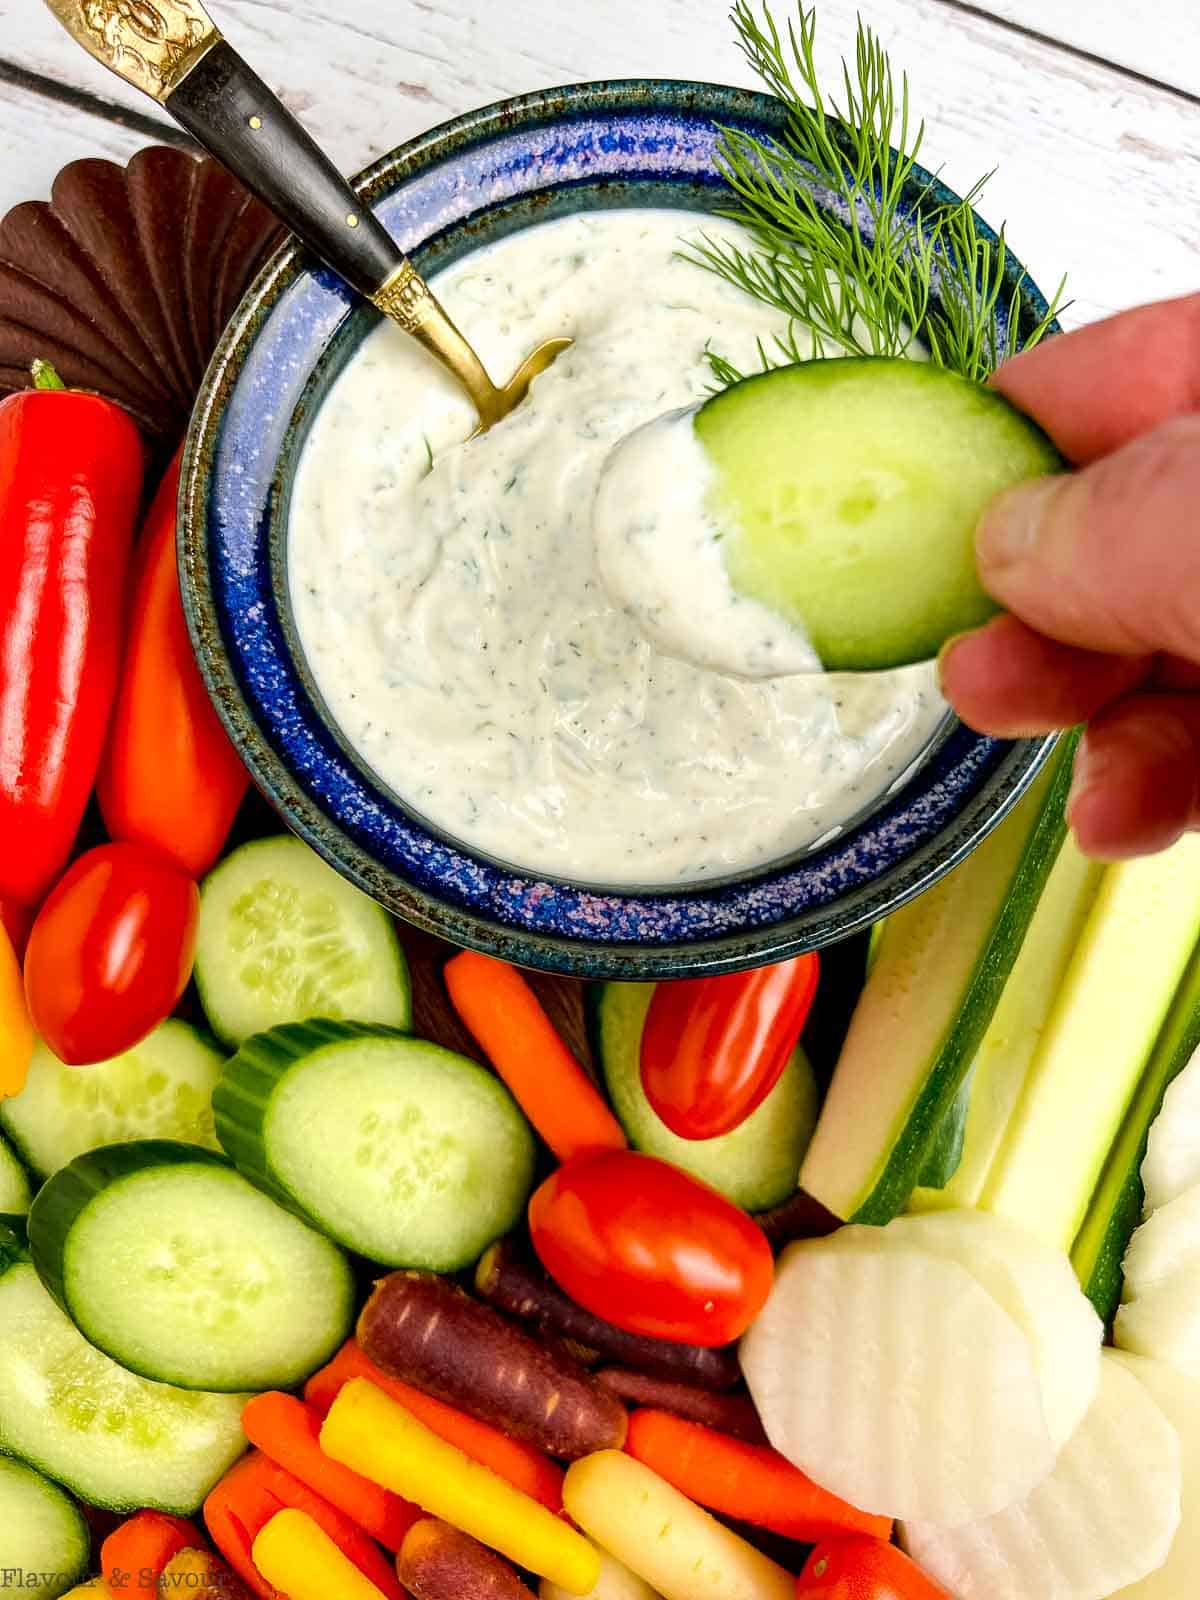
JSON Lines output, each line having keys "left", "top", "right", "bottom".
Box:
{"left": 0, "top": 362, "right": 143, "bottom": 909}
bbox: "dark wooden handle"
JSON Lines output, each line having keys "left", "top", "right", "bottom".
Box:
{"left": 166, "top": 39, "right": 400, "bottom": 298}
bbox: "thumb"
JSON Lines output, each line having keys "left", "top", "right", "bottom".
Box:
{"left": 976, "top": 414, "right": 1200, "bottom": 664}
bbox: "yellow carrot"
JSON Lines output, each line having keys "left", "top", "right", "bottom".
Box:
{"left": 59, "top": 1586, "right": 112, "bottom": 1599}
{"left": 251, "top": 1509, "right": 389, "bottom": 1600}
{"left": 321, "top": 1378, "right": 601, "bottom": 1596}
{"left": 562, "top": 1451, "right": 795, "bottom": 1600}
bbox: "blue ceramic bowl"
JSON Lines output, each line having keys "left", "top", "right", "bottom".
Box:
{"left": 180, "top": 79, "right": 1057, "bottom": 980}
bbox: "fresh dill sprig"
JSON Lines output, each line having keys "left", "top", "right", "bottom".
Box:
{"left": 690, "top": 2, "right": 1067, "bottom": 387}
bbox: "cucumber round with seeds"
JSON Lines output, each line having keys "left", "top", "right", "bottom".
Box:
{"left": 28, "top": 1141, "right": 354, "bottom": 1392}
{"left": 213, "top": 1020, "right": 536, "bottom": 1270}
{"left": 0, "top": 1455, "right": 90, "bottom": 1600}
{"left": 1, "top": 1020, "right": 223, "bottom": 1179}
{"left": 195, "top": 835, "right": 411, "bottom": 1047}
{"left": 696, "top": 357, "right": 1063, "bottom": 671}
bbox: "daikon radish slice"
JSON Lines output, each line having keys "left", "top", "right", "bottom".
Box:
{"left": 1116, "top": 1184, "right": 1200, "bottom": 1378}
{"left": 1142, "top": 1043, "right": 1200, "bottom": 1215}
{"left": 740, "top": 1230, "right": 1055, "bottom": 1526}
{"left": 865, "top": 1210, "right": 1101, "bottom": 1449}
{"left": 901, "top": 1354, "right": 1182, "bottom": 1600}
{"left": 1108, "top": 1352, "right": 1200, "bottom": 1599}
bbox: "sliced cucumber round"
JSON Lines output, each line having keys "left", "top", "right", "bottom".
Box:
{"left": 0, "top": 1127, "right": 30, "bottom": 1213}
{"left": 0, "top": 1255, "right": 246, "bottom": 1513}
{"left": 195, "top": 835, "right": 411, "bottom": 1047}
{"left": 1, "top": 1020, "right": 223, "bottom": 1179}
{"left": 214, "top": 1020, "right": 536, "bottom": 1270}
{"left": 0, "top": 1455, "right": 90, "bottom": 1600}
{"left": 695, "top": 357, "right": 1064, "bottom": 671}
{"left": 592, "top": 982, "right": 818, "bottom": 1212}
{"left": 29, "top": 1141, "right": 354, "bottom": 1392}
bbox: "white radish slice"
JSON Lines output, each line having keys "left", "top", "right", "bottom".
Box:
{"left": 1123, "top": 1183, "right": 1200, "bottom": 1294}
{"left": 1115, "top": 1184, "right": 1200, "bottom": 1378}
{"left": 740, "top": 1229, "right": 1055, "bottom": 1526}
{"left": 1107, "top": 1353, "right": 1200, "bottom": 1599}
{"left": 1142, "top": 1043, "right": 1200, "bottom": 1215}
{"left": 900, "top": 1353, "right": 1182, "bottom": 1600}
{"left": 866, "top": 1210, "right": 1101, "bottom": 1449}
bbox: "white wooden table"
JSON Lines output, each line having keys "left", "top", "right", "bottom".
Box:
{"left": 0, "top": 0, "right": 1196, "bottom": 330}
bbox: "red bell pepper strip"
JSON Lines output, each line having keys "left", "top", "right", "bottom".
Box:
{"left": 640, "top": 954, "right": 820, "bottom": 1139}
{"left": 100, "top": 1510, "right": 202, "bottom": 1594}
{"left": 97, "top": 450, "right": 248, "bottom": 878}
{"left": 203, "top": 1449, "right": 404, "bottom": 1600}
{"left": 0, "top": 361, "right": 143, "bottom": 908}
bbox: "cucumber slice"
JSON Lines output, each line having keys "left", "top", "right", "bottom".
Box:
{"left": 1073, "top": 943, "right": 1200, "bottom": 1324}
{"left": 0, "top": 1127, "right": 31, "bottom": 1213}
{"left": 29, "top": 1141, "right": 353, "bottom": 1392}
{"left": 1, "top": 1020, "right": 223, "bottom": 1179}
{"left": 984, "top": 835, "right": 1200, "bottom": 1252}
{"left": 592, "top": 983, "right": 818, "bottom": 1212}
{"left": 0, "top": 1455, "right": 90, "bottom": 1600}
{"left": 196, "top": 836, "right": 411, "bottom": 1046}
{"left": 801, "top": 735, "right": 1075, "bottom": 1224}
{"left": 214, "top": 1021, "right": 535, "bottom": 1270}
{"left": 0, "top": 1254, "right": 246, "bottom": 1513}
{"left": 695, "top": 358, "right": 1063, "bottom": 672}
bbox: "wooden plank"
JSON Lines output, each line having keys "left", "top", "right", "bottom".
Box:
{"left": 947, "top": 0, "right": 1200, "bottom": 101}
{"left": 0, "top": 0, "right": 1197, "bottom": 325}
{"left": 0, "top": 77, "right": 158, "bottom": 211}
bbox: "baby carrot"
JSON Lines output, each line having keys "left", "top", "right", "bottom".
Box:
{"left": 444, "top": 952, "right": 626, "bottom": 1161}
{"left": 321, "top": 1378, "right": 600, "bottom": 1595}
{"left": 399, "top": 1518, "right": 536, "bottom": 1600}
{"left": 158, "top": 1548, "right": 255, "bottom": 1600}
{"left": 304, "top": 1339, "right": 564, "bottom": 1510}
{"left": 253, "top": 1509, "right": 389, "bottom": 1600}
{"left": 101, "top": 1511, "right": 200, "bottom": 1594}
{"left": 625, "top": 1410, "right": 893, "bottom": 1544}
{"left": 241, "top": 1391, "right": 421, "bottom": 1552}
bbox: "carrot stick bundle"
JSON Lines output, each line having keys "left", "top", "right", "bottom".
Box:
{"left": 625, "top": 1410, "right": 893, "bottom": 1544}
{"left": 399, "top": 1518, "right": 536, "bottom": 1600}
{"left": 444, "top": 953, "right": 626, "bottom": 1162}
{"left": 358, "top": 1272, "right": 627, "bottom": 1460}
{"left": 241, "top": 1391, "right": 421, "bottom": 1551}
{"left": 476, "top": 1240, "right": 739, "bottom": 1391}
{"left": 594, "top": 1369, "right": 765, "bottom": 1443}
{"left": 304, "top": 1340, "right": 565, "bottom": 1511}
{"left": 321, "top": 1379, "right": 601, "bottom": 1595}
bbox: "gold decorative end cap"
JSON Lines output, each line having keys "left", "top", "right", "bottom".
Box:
{"left": 41, "top": 0, "right": 221, "bottom": 104}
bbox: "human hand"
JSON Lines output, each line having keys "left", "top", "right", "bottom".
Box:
{"left": 939, "top": 293, "right": 1200, "bottom": 860}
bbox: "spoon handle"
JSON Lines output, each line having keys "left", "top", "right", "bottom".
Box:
{"left": 40, "top": 0, "right": 504, "bottom": 408}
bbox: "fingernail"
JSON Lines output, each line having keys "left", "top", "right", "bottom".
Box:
{"left": 977, "top": 477, "right": 1060, "bottom": 569}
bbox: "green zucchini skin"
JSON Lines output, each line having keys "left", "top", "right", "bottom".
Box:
{"left": 1074, "top": 943, "right": 1200, "bottom": 1326}
{"left": 28, "top": 1140, "right": 234, "bottom": 1316}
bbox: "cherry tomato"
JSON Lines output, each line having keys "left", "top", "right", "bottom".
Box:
{"left": 641, "top": 954, "right": 820, "bottom": 1140}
{"left": 796, "top": 1537, "right": 953, "bottom": 1600}
{"left": 24, "top": 843, "right": 199, "bottom": 1065}
{"left": 528, "top": 1149, "right": 773, "bottom": 1346}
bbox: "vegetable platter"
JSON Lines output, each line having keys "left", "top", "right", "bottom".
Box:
{"left": 2, "top": 8, "right": 1199, "bottom": 1600}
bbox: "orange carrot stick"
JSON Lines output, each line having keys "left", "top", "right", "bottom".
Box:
{"left": 241, "top": 1392, "right": 421, "bottom": 1552}
{"left": 303, "top": 1340, "right": 564, "bottom": 1512}
{"left": 625, "top": 1409, "right": 894, "bottom": 1544}
{"left": 101, "top": 1511, "right": 201, "bottom": 1595}
{"left": 444, "top": 952, "right": 626, "bottom": 1161}
{"left": 202, "top": 1449, "right": 405, "bottom": 1600}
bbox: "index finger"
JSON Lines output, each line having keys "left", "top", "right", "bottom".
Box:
{"left": 991, "top": 292, "right": 1200, "bottom": 465}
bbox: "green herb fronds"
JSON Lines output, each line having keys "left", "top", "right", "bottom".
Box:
{"left": 691, "top": 2, "right": 1067, "bottom": 386}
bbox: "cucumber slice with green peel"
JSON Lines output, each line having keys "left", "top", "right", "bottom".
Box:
{"left": 0, "top": 1127, "right": 31, "bottom": 1213}
{"left": 591, "top": 983, "right": 819, "bottom": 1213}
{"left": 0, "top": 1020, "right": 224, "bottom": 1179}
{"left": 1073, "top": 943, "right": 1200, "bottom": 1325}
{"left": 695, "top": 358, "right": 1063, "bottom": 672}
{"left": 0, "top": 1254, "right": 247, "bottom": 1513}
{"left": 195, "top": 836, "right": 411, "bottom": 1046}
{"left": 983, "top": 835, "right": 1200, "bottom": 1253}
{"left": 800, "top": 735, "right": 1076, "bottom": 1224}
{"left": 0, "top": 1455, "right": 90, "bottom": 1600}
{"left": 213, "top": 1020, "right": 536, "bottom": 1270}
{"left": 28, "top": 1141, "right": 354, "bottom": 1392}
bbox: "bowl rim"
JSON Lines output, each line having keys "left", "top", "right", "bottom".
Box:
{"left": 180, "top": 76, "right": 1058, "bottom": 979}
